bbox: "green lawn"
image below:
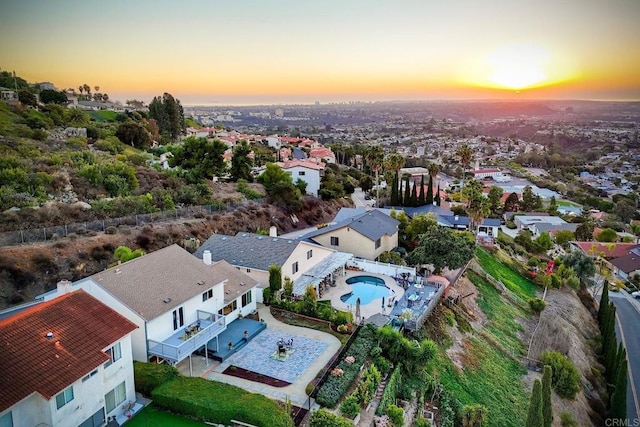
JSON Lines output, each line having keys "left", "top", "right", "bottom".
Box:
{"left": 127, "top": 404, "right": 208, "bottom": 427}
{"left": 475, "top": 247, "right": 538, "bottom": 300}
{"left": 89, "top": 110, "right": 119, "bottom": 122}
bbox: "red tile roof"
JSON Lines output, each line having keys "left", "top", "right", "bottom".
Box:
{"left": 0, "top": 290, "right": 137, "bottom": 411}
{"left": 573, "top": 242, "right": 640, "bottom": 259}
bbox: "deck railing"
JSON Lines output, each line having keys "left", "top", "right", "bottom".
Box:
{"left": 148, "top": 310, "right": 226, "bottom": 363}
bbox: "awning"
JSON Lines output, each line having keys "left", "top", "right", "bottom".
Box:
{"left": 293, "top": 252, "right": 353, "bottom": 295}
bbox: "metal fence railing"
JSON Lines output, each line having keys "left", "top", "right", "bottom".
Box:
{"left": 0, "top": 200, "right": 262, "bottom": 247}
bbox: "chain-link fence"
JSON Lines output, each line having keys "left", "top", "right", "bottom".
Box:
{"left": 0, "top": 200, "right": 262, "bottom": 247}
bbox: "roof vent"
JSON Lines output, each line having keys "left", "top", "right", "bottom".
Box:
{"left": 240, "top": 282, "right": 246, "bottom": 286}
{"left": 115, "top": 268, "right": 121, "bottom": 274}
{"left": 45, "top": 332, "right": 54, "bottom": 340}
{"left": 221, "top": 237, "right": 227, "bottom": 241}
{"left": 163, "top": 297, "right": 172, "bottom": 303}
{"left": 198, "top": 280, "right": 205, "bottom": 286}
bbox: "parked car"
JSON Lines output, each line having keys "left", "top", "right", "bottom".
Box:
{"left": 632, "top": 291, "right": 640, "bottom": 299}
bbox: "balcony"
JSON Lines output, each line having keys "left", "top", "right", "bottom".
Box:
{"left": 148, "top": 310, "right": 226, "bottom": 364}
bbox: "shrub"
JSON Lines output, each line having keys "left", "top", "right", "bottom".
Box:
{"left": 309, "top": 409, "right": 352, "bottom": 427}
{"left": 560, "top": 412, "right": 578, "bottom": 427}
{"left": 386, "top": 404, "right": 404, "bottom": 427}
{"left": 529, "top": 298, "right": 547, "bottom": 313}
{"left": 373, "top": 356, "right": 392, "bottom": 375}
{"left": 541, "top": 351, "right": 580, "bottom": 399}
{"left": 133, "top": 361, "right": 179, "bottom": 396}
{"left": 340, "top": 394, "right": 360, "bottom": 419}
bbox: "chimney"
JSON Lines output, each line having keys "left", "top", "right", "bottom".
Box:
{"left": 57, "top": 279, "right": 73, "bottom": 294}
{"left": 203, "top": 250, "right": 212, "bottom": 266}
{"left": 474, "top": 160, "right": 480, "bottom": 171}
{"left": 269, "top": 226, "right": 277, "bottom": 237}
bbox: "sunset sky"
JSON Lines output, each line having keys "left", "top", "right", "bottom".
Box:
{"left": 2, "top": 0, "right": 640, "bottom": 105}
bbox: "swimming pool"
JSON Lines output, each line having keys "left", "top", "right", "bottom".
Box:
{"left": 340, "top": 275, "right": 393, "bottom": 305}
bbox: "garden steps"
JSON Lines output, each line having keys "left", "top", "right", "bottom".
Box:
{"left": 356, "top": 379, "right": 388, "bottom": 426}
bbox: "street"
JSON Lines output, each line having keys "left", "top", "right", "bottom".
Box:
{"left": 610, "top": 291, "right": 640, "bottom": 422}
{"left": 351, "top": 187, "right": 375, "bottom": 209}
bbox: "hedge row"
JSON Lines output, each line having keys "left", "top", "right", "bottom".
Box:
{"left": 133, "top": 361, "right": 179, "bottom": 397}
{"left": 152, "top": 376, "right": 294, "bottom": 427}
{"left": 376, "top": 364, "right": 403, "bottom": 416}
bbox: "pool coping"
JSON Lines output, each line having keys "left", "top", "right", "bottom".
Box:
{"left": 323, "top": 270, "right": 405, "bottom": 321}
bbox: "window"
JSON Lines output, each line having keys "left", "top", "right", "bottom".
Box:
{"left": 202, "top": 289, "right": 213, "bottom": 302}
{"left": 292, "top": 262, "right": 299, "bottom": 274}
{"left": 331, "top": 236, "right": 339, "bottom": 246}
{"left": 298, "top": 171, "right": 306, "bottom": 176}
{"left": 241, "top": 291, "right": 252, "bottom": 307}
{"left": 55, "top": 386, "right": 74, "bottom": 410}
{"left": 375, "top": 238, "right": 381, "bottom": 249}
{"left": 307, "top": 249, "right": 313, "bottom": 259}
{"left": 105, "top": 382, "right": 126, "bottom": 414}
{"left": 0, "top": 411, "right": 13, "bottom": 427}
{"left": 82, "top": 369, "right": 98, "bottom": 382}
{"left": 104, "top": 342, "right": 122, "bottom": 368}
{"left": 172, "top": 307, "right": 184, "bottom": 331}
{"left": 218, "top": 301, "right": 237, "bottom": 315}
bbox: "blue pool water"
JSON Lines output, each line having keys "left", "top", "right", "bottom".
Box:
{"left": 341, "top": 275, "right": 393, "bottom": 305}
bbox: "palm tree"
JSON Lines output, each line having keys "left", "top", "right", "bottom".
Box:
{"left": 462, "top": 404, "right": 487, "bottom": 427}
{"left": 456, "top": 143, "right": 473, "bottom": 188}
{"left": 94, "top": 85, "right": 100, "bottom": 93}
{"left": 384, "top": 153, "right": 405, "bottom": 175}
{"left": 463, "top": 179, "right": 490, "bottom": 234}
{"left": 365, "top": 145, "right": 385, "bottom": 207}
{"left": 83, "top": 83, "right": 91, "bottom": 96}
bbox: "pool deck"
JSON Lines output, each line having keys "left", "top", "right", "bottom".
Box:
{"left": 323, "top": 271, "right": 405, "bottom": 321}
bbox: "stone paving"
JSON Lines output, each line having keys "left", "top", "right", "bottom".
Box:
{"left": 216, "top": 328, "right": 328, "bottom": 383}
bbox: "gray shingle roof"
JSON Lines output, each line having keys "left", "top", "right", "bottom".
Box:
{"left": 535, "top": 223, "right": 578, "bottom": 233}
{"left": 302, "top": 209, "right": 398, "bottom": 241}
{"left": 194, "top": 232, "right": 299, "bottom": 271}
{"left": 90, "top": 244, "right": 252, "bottom": 321}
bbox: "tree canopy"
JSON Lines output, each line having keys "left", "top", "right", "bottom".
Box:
{"left": 169, "top": 136, "right": 226, "bottom": 181}
{"left": 230, "top": 140, "right": 254, "bottom": 182}
{"left": 115, "top": 122, "right": 153, "bottom": 149}
{"left": 148, "top": 92, "right": 185, "bottom": 142}
{"left": 407, "top": 225, "right": 476, "bottom": 274}
{"left": 257, "top": 163, "right": 301, "bottom": 210}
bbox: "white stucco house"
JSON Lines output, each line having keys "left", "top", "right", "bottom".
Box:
{"left": 276, "top": 159, "right": 326, "bottom": 197}
{"left": 38, "top": 245, "right": 260, "bottom": 370}
{"left": 194, "top": 232, "right": 353, "bottom": 297}
{"left": 0, "top": 290, "right": 138, "bottom": 427}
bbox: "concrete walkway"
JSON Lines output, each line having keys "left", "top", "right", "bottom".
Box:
{"left": 177, "top": 304, "right": 341, "bottom": 409}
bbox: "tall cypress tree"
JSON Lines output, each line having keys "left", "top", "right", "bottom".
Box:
{"left": 435, "top": 184, "right": 441, "bottom": 206}
{"left": 390, "top": 171, "right": 398, "bottom": 205}
{"left": 542, "top": 365, "right": 553, "bottom": 427}
{"left": 403, "top": 176, "right": 411, "bottom": 207}
{"left": 418, "top": 175, "right": 426, "bottom": 205}
{"left": 610, "top": 354, "right": 627, "bottom": 421}
{"left": 426, "top": 174, "right": 434, "bottom": 205}
{"left": 526, "top": 379, "right": 544, "bottom": 427}
{"left": 598, "top": 283, "right": 609, "bottom": 327}
{"left": 410, "top": 182, "right": 418, "bottom": 207}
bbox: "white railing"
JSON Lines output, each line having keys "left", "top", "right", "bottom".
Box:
{"left": 347, "top": 258, "right": 416, "bottom": 277}
{"left": 148, "top": 311, "right": 226, "bottom": 363}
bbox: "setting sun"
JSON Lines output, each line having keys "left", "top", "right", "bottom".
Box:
{"left": 487, "top": 44, "right": 549, "bottom": 90}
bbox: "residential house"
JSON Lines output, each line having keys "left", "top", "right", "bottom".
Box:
{"left": 513, "top": 215, "right": 577, "bottom": 237}
{"left": 38, "top": 245, "right": 259, "bottom": 368}
{"left": 0, "top": 87, "right": 18, "bottom": 105}
{"left": 477, "top": 218, "right": 502, "bottom": 243}
{"left": 194, "top": 232, "right": 352, "bottom": 297}
{"left": 610, "top": 248, "right": 640, "bottom": 281}
{"left": 309, "top": 146, "right": 335, "bottom": 164}
{"left": 0, "top": 290, "right": 138, "bottom": 427}
{"left": 570, "top": 242, "right": 640, "bottom": 274}
{"left": 277, "top": 159, "right": 326, "bottom": 197}
{"left": 300, "top": 209, "right": 399, "bottom": 261}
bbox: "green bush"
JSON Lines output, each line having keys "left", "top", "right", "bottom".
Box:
{"left": 529, "top": 298, "right": 547, "bottom": 313}
{"left": 541, "top": 351, "right": 580, "bottom": 399}
{"left": 152, "top": 377, "right": 293, "bottom": 427}
{"left": 133, "top": 361, "right": 179, "bottom": 396}
{"left": 373, "top": 355, "right": 392, "bottom": 375}
{"left": 386, "top": 404, "right": 404, "bottom": 427}
{"left": 340, "top": 394, "right": 360, "bottom": 419}
{"left": 560, "top": 412, "right": 577, "bottom": 427}
{"left": 309, "top": 409, "right": 352, "bottom": 427}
